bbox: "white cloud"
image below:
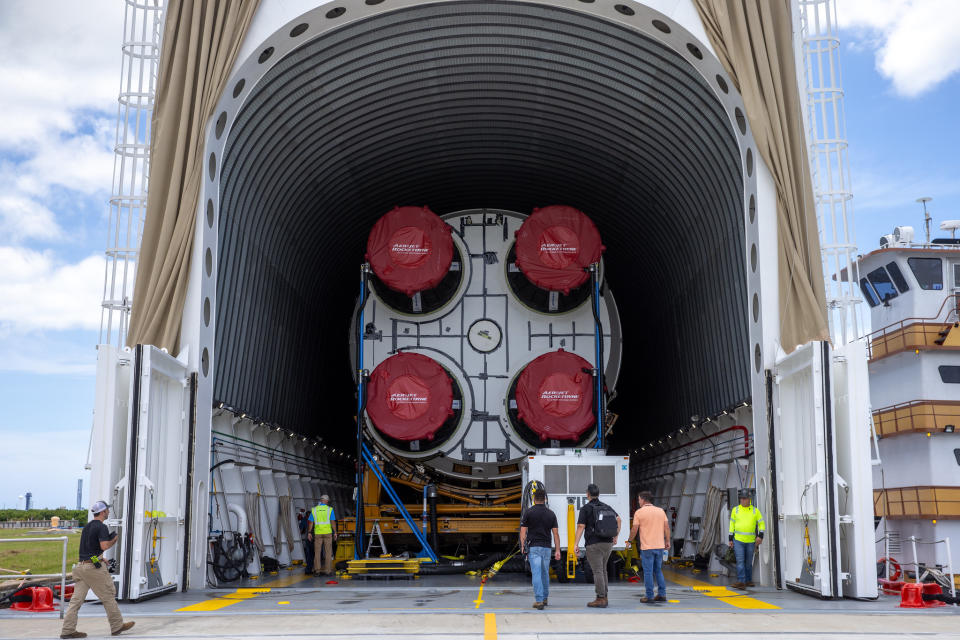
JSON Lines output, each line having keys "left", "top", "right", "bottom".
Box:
{"left": 0, "top": 247, "right": 104, "bottom": 332}
{"left": 837, "top": 0, "right": 960, "bottom": 96}
{"left": 13, "top": 122, "right": 115, "bottom": 198}
{"left": 0, "top": 1, "right": 122, "bottom": 149}
{"left": 0, "top": 194, "right": 64, "bottom": 241}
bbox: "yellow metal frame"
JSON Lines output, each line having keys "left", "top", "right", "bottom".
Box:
{"left": 565, "top": 502, "right": 577, "bottom": 578}
{"left": 342, "top": 468, "right": 522, "bottom": 538}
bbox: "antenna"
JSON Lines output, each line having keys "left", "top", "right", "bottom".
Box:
{"left": 916, "top": 197, "right": 932, "bottom": 245}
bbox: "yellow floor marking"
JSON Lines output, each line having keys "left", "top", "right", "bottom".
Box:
{"left": 278, "top": 601, "right": 290, "bottom": 605}
{"left": 176, "top": 588, "right": 271, "bottom": 612}
{"left": 668, "top": 599, "right": 679, "bottom": 603}
{"left": 261, "top": 571, "right": 316, "bottom": 588}
{"left": 662, "top": 569, "right": 779, "bottom": 610}
{"left": 474, "top": 581, "right": 486, "bottom": 608}
{"left": 484, "top": 612, "right": 497, "bottom": 640}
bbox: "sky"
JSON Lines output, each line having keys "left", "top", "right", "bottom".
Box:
{"left": 0, "top": 1, "right": 959, "bottom": 509}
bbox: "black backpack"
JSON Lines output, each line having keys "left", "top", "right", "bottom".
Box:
{"left": 591, "top": 501, "right": 619, "bottom": 538}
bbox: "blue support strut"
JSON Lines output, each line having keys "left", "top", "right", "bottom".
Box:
{"left": 361, "top": 442, "right": 438, "bottom": 562}
{"left": 589, "top": 263, "right": 605, "bottom": 449}
{"left": 354, "top": 264, "right": 369, "bottom": 560}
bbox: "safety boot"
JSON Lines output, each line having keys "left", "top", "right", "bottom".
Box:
{"left": 111, "top": 622, "right": 135, "bottom": 636}
{"left": 587, "top": 596, "right": 608, "bottom": 608}
{"left": 60, "top": 633, "right": 87, "bottom": 639}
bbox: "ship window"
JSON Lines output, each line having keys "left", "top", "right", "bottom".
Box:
{"left": 867, "top": 266, "right": 899, "bottom": 302}
{"left": 955, "top": 449, "right": 960, "bottom": 466}
{"left": 954, "top": 263, "right": 960, "bottom": 287}
{"left": 885, "top": 262, "right": 910, "bottom": 293}
{"left": 908, "top": 257, "right": 943, "bottom": 290}
{"left": 939, "top": 366, "right": 960, "bottom": 384}
{"left": 859, "top": 278, "right": 880, "bottom": 307}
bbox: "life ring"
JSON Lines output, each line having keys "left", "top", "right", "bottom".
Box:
{"left": 878, "top": 557, "right": 901, "bottom": 581}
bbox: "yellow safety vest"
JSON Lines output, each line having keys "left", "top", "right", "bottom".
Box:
{"left": 311, "top": 504, "right": 333, "bottom": 534}
{"left": 729, "top": 505, "right": 765, "bottom": 543}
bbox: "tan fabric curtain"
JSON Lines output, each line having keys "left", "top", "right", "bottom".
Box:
{"left": 693, "top": 0, "right": 830, "bottom": 351}
{"left": 127, "top": 0, "right": 260, "bottom": 351}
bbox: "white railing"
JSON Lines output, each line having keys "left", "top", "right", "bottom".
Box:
{"left": 0, "top": 536, "right": 68, "bottom": 619}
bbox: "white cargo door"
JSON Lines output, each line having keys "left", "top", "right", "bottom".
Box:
{"left": 117, "top": 345, "right": 195, "bottom": 601}
{"left": 830, "top": 340, "right": 879, "bottom": 599}
{"left": 772, "top": 342, "right": 842, "bottom": 598}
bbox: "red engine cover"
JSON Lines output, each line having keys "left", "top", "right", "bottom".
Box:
{"left": 514, "top": 205, "right": 604, "bottom": 294}
{"left": 366, "top": 352, "right": 454, "bottom": 441}
{"left": 515, "top": 349, "right": 595, "bottom": 441}
{"left": 366, "top": 206, "right": 454, "bottom": 296}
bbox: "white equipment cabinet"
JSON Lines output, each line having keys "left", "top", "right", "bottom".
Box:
{"left": 522, "top": 449, "right": 630, "bottom": 551}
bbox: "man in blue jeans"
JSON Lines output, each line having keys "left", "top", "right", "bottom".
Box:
{"left": 519, "top": 482, "right": 561, "bottom": 610}
{"left": 728, "top": 489, "right": 765, "bottom": 589}
{"left": 626, "top": 492, "right": 670, "bottom": 604}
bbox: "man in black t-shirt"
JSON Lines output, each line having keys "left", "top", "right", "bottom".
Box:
{"left": 519, "top": 483, "right": 560, "bottom": 610}
{"left": 573, "top": 483, "right": 621, "bottom": 608}
{"left": 60, "top": 501, "right": 135, "bottom": 638}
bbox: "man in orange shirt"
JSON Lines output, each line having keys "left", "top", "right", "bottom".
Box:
{"left": 626, "top": 492, "right": 670, "bottom": 604}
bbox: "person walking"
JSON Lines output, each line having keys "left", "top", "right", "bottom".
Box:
{"left": 626, "top": 492, "right": 670, "bottom": 604}
{"left": 60, "top": 501, "right": 135, "bottom": 639}
{"left": 728, "top": 489, "right": 765, "bottom": 589}
{"left": 297, "top": 508, "right": 314, "bottom": 574}
{"left": 573, "top": 484, "right": 621, "bottom": 608}
{"left": 519, "top": 481, "right": 561, "bottom": 610}
{"left": 307, "top": 495, "right": 337, "bottom": 576}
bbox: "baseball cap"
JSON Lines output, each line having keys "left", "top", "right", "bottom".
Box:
{"left": 320, "top": 494, "right": 330, "bottom": 501}
{"left": 91, "top": 501, "right": 111, "bottom": 514}
{"left": 737, "top": 489, "right": 752, "bottom": 499}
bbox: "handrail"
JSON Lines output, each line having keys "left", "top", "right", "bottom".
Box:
{"left": 633, "top": 432, "right": 754, "bottom": 480}
{"left": 871, "top": 399, "right": 960, "bottom": 437}
{"left": 873, "top": 398, "right": 960, "bottom": 414}
{"left": 905, "top": 535, "right": 956, "bottom": 601}
{"left": 635, "top": 426, "right": 751, "bottom": 464}
{"left": 0, "top": 536, "right": 68, "bottom": 619}
{"left": 867, "top": 294, "right": 959, "bottom": 341}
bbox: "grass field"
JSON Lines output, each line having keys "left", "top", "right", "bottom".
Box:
{"left": 0, "top": 529, "right": 81, "bottom": 577}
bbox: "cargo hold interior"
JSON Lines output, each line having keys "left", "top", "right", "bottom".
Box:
{"left": 212, "top": 3, "right": 751, "bottom": 462}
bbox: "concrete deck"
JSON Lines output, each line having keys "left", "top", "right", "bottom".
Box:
{"left": 3, "top": 567, "right": 957, "bottom": 639}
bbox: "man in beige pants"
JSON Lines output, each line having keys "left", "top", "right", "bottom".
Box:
{"left": 60, "top": 501, "right": 135, "bottom": 638}
{"left": 307, "top": 495, "right": 338, "bottom": 576}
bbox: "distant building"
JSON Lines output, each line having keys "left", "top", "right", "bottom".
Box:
{"left": 77, "top": 479, "right": 83, "bottom": 510}
{"left": 24, "top": 492, "right": 32, "bottom": 510}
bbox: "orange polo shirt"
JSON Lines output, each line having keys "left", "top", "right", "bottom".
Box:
{"left": 632, "top": 504, "right": 669, "bottom": 550}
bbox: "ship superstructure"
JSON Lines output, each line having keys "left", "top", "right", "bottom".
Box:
{"left": 859, "top": 221, "right": 960, "bottom": 578}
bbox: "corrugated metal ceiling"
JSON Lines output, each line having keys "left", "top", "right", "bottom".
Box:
{"left": 214, "top": 2, "right": 749, "bottom": 450}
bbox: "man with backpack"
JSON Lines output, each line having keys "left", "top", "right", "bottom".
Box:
{"left": 573, "top": 483, "right": 621, "bottom": 608}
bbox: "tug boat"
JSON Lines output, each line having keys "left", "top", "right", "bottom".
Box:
{"left": 858, "top": 220, "right": 960, "bottom": 584}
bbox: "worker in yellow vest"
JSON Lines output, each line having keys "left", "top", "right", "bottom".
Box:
{"left": 307, "top": 495, "right": 338, "bottom": 576}
{"left": 728, "top": 489, "right": 764, "bottom": 589}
